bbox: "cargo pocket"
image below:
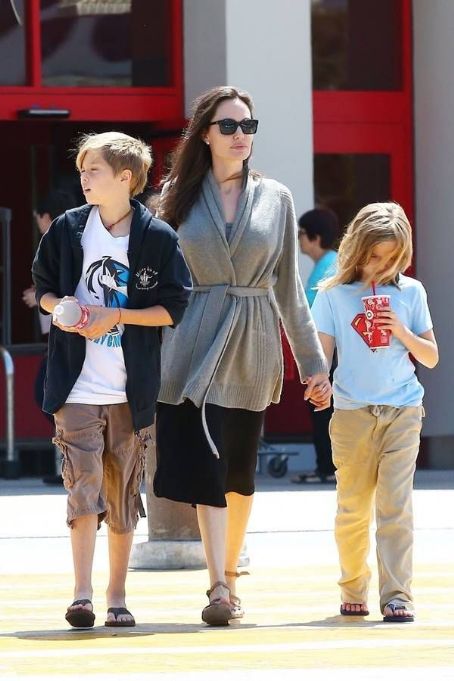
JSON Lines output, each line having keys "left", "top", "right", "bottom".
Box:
{"left": 132, "top": 427, "right": 154, "bottom": 521}
{"left": 52, "top": 429, "right": 74, "bottom": 490}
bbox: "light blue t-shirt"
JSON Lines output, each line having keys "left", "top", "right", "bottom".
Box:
{"left": 311, "top": 275, "right": 433, "bottom": 409}
{"left": 305, "top": 250, "right": 337, "bottom": 307}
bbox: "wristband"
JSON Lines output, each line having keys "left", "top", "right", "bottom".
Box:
{"left": 73, "top": 304, "right": 90, "bottom": 330}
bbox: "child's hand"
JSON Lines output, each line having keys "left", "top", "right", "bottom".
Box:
{"left": 78, "top": 306, "right": 120, "bottom": 340}
{"left": 304, "top": 373, "right": 332, "bottom": 411}
{"left": 376, "top": 309, "right": 406, "bottom": 341}
{"left": 22, "top": 286, "right": 37, "bottom": 308}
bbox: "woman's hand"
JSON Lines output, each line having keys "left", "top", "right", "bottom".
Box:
{"left": 304, "top": 373, "right": 332, "bottom": 411}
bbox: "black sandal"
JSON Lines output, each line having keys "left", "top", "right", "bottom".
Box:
{"left": 65, "top": 599, "right": 95, "bottom": 628}
{"left": 340, "top": 603, "right": 369, "bottom": 616}
{"left": 104, "top": 607, "right": 136, "bottom": 627}
{"left": 383, "top": 600, "right": 415, "bottom": 623}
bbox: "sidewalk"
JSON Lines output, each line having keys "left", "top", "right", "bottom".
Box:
{"left": 0, "top": 469, "right": 453, "bottom": 680}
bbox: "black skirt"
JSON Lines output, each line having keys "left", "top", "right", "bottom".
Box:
{"left": 153, "top": 400, "right": 265, "bottom": 507}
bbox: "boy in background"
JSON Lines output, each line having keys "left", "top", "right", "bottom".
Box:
{"left": 23, "top": 189, "right": 78, "bottom": 485}
{"left": 292, "top": 208, "right": 338, "bottom": 484}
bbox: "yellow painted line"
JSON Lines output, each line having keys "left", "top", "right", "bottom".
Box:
{"left": 0, "top": 672, "right": 446, "bottom": 681}
{"left": 2, "top": 638, "right": 454, "bottom": 659}
{"left": 1, "top": 671, "right": 454, "bottom": 681}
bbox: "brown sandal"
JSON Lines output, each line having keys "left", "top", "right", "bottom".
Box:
{"left": 225, "top": 570, "right": 249, "bottom": 619}
{"left": 104, "top": 607, "right": 136, "bottom": 627}
{"left": 201, "top": 581, "right": 232, "bottom": 626}
{"left": 340, "top": 602, "right": 369, "bottom": 616}
{"left": 65, "top": 599, "right": 95, "bottom": 628}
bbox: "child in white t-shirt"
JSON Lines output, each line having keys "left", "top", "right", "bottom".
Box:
{"left": 311, "top": 202, "right": 438, "bottom": 623}
{"left": 32, "top": 132, "right": 191, "bottom": 629}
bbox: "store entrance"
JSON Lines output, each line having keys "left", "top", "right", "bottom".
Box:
{"left": 0, "top": 119, "right": 171, "bottom": 344}
{"left": 0, "top": 0, "right": 184, "bottom": 470}
{"left": 0, "top": 119, "right": 178, "bottom": 457}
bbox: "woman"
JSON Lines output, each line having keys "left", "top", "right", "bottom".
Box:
{"left": 154, "top": 86, "right": 331, "bottom": 626}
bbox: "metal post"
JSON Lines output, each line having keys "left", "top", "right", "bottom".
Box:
{"left": 0, "top": 208, "right": 12, "bottom": 346}
{"left": 0, "top": 346, "right": 19, "bottom": 479}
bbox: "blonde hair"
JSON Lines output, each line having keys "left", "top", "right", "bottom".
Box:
{"left": 75, "top": 131, "right": 152, "bottom": 196}
{"left": 321, "top": 202, "right": 413, "bottom": 289}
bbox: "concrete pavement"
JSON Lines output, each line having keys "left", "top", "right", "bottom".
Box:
{"left": 0, "top": 469, "right": 453, "bottom": 680}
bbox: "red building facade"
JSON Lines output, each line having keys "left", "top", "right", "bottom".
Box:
{"left": 0, "top": 0, "right": 414, "bottom": 458}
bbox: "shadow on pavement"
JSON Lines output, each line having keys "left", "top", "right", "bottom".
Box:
{"left": 4, "top": 616, "right": 395, "bottom": 641}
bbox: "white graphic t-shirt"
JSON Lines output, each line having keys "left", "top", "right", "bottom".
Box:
{"left": 67, "top": 207, "right": 130, "bottom": 404}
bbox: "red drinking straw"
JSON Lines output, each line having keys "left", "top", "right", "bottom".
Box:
{"left": 372, "top": 280, "right": 376, "bottom": 295}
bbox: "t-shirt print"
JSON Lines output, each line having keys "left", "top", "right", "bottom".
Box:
{"left": 311, "top": 276, "right": 432, "bottom": 409}
{"left": 85, "top": 255, "right": 129, "bottom": 348}
{"left": 351, "top": 312, "right": 377, "bottom": 350}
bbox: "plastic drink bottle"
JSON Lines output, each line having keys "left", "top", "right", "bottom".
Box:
{"left": 53, "top": 300, "right": 90, "bottom": 328}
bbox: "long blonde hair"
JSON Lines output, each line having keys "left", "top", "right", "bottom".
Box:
{"left": 321, "top": 202, "right": 413, "bottom": 289}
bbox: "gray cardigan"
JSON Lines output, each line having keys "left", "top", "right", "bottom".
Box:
{"left": 159, "top": 171, "right": 328, "bottom": 452}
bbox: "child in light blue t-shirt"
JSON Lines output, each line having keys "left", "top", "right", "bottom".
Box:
{"left": 311, "top": 202, "right": 438, "bottom": 624}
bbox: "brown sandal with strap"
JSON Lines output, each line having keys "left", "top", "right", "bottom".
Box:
{"left": 201, "top": 581, "right": 232, "bottom": 626}
{"left": 225, "top": 570, "right": 249, "bottom": 619}
{"left": 65, "top": 599, "right": 95, "bottom": 628}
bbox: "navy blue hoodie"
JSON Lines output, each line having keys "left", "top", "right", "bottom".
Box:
{"left": 32, "top": 199, "right": 191, "bottom": 430}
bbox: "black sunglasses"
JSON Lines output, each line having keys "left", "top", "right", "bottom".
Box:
{"left": 208, "top": 118, "right": 259, "bottom": 135}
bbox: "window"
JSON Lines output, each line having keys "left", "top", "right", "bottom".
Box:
{"left": 41, "top": 0, "right": 172, "bottom": 88}
{"left": 315, "top": 154, "right": 390, "bottom": 228}
{"left": 311, "top": 0, "right": 403, "bottom": 91}
{"left": 0, "top": 0, "right": 26, "bottom": 85}
{"left": 0, "top": 0, "right": 183, "bottom": 121}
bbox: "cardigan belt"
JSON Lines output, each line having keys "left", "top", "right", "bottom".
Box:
{"left": 192, "top": 284, "right": 270, "bottom": 458}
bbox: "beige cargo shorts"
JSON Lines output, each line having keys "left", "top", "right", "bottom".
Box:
{"left": 53, "top": 403, "right": 153, "bottom": 533}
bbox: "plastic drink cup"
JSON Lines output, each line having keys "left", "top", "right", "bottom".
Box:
{"left": 361, "top": 294, "right": 391, "bottom": 348}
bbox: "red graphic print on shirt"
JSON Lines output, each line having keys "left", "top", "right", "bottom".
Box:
{"left": 351, "top": 313, "right": 377, "bottom": 351}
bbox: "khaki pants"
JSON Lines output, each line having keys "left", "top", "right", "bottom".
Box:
{"left": 329, "top": 405, "right": 423, "bottom": 612}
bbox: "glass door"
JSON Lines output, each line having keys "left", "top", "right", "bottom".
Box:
{"left": 266, "top": 0, "right": 413, "bottom": 439}
{"left": 313, "top": 122, "right": 413, "bottom": 230}
{"left": 312, "top": 0, "right": 414, "bottom": 224}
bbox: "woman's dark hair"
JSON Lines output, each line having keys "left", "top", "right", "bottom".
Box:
{"left": 298, "top": 208, "right": 340, "bottom": 250}
{"left": 158, "top": 85, "right": 255, "bottom": 228}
